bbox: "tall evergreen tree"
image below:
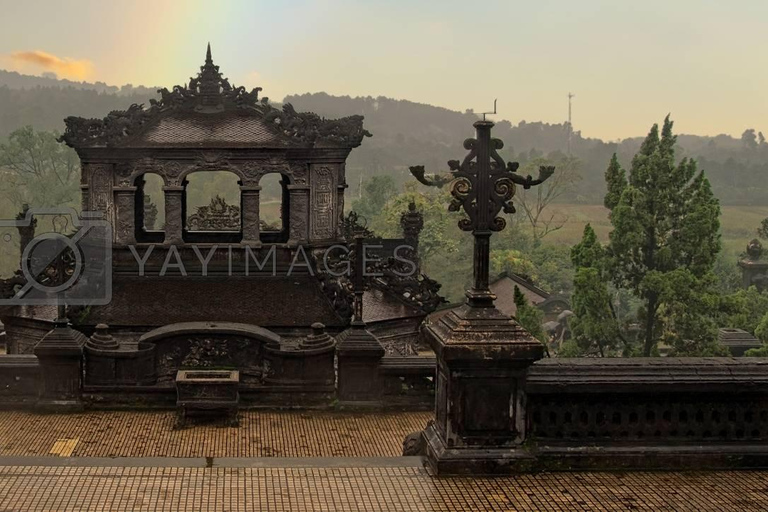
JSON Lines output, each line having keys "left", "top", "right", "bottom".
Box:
{"left": 603, "top": 154, "right": 626, "bottom": 211}
{"left": 605, "top": 116, "right": 722, "bottom": 356}
{"left": 569, "top": 224, "right": 622, "bottom": 356}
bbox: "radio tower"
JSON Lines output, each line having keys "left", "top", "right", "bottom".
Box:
{"left": 567, "top": 92, "right": 575, "bottom": 155}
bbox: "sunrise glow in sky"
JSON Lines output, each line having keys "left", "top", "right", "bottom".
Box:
{"left": 1, "top": 0, "right": 766, "bottom": 140}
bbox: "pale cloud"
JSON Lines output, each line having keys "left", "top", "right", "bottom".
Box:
{"left": 9, "top": 50, "right": 93, "bottom": 80}
{"left": 242, "top": 71, "right": 284, "bottom": 103}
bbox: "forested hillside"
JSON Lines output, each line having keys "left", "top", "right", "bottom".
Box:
{"left": 287, "top": 93, "right": 768, "bottom": 206}
{"left": 1, "top": 70, "right": 766, "bottom": 205}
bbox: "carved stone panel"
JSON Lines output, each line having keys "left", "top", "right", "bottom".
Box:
{"left": 310, "top": 165, "right": 337, "bottom": 241}
{"left": 163, "top": 186, "right": 184, "bottom": 244}
{"left": 240, "top": 186, "right": 261, "bottom": 243}
{"left": 288, "top": 186, "right": 309, "bottom": 244}
{"left": 337, "top": 185, "right": 346, "bottom": 239}
{"left": 153, "top": 334, "right": 265, "bottom": 385}
{"left": 87, "top": 164, "right": 114, "bottom": 225}
{"left": 114, "top": 188, "right": 137, "bottom": 244}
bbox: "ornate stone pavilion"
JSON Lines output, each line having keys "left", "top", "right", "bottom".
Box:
{"left": 0, "top": 46, "right": 441, "bottom": 408}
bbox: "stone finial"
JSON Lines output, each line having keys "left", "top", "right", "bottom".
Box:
{"left": 400, "top": 201, "right": 424, "bottom": 242}
{"left": 747, "top": 239, "right": 763, "bottom": 261}
{"left": 87, "top": 323, "right": 119, "bottom": 350}
{"left": 300, "top": 322, "right": 335, "bottom": 350}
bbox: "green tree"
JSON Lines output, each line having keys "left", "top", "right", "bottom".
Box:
{"left": 351, "top": 175, "right": 397, "bottom": 226}
{"left": 741, "top": 128, "right": 758, "bottom": 150}
{"left": 756, "top": 313, "right": 768, "bottom": 343}
{"left": 516, "top": 154, "right": 581, "bottom": 245}
{"left": 603, "top": 153, "right": 626, "bottom": 210}
{"left": 605, "top": 116, "right": 722, "bottom": 356}
{"left": 0, "top": 126, "right": 80, "bottom": 210}
{"left": 569, "top": 224, "right": 623, "bottom": 356}
{"left": 377, "top": 183, "right": 468, "bottom": 301}
{"left": 718, "top": 286, "right": 768, "bottom": 335}
{"left": 513, "top": 284, "right": 546, "bottom": 346}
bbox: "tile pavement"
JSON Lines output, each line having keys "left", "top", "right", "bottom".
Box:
{"left": 0, "top": 465, "right": 767, "bottom": 511}
{"left": 0, "top": 410, "right": 431, "bottom": 458}
{"left": 0, "top": 410, "right": 767, "bottom": 511}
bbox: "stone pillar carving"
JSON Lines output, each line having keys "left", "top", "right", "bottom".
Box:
{"left": 337, "top": 183, "right": 348, "bottom": 239}
{"left": 80, "top": 185, "right": 89, "bottom": 214}
{"left": 309, "top": 165, "right": 337, "bottom": 243}
{"left": 86, "top": 164, "right": 115, "bottom": 222}
{"left": 287, "top": 184, "right": 310, "bottom": 246}
{"left": 240, "top": 185, "right": 261, "bottom": 247}
{"left": 113, "top": 186, "right": 137, "bottom": 245}
{"left": 163, "top": 185, "right": 185, "bottom": 244}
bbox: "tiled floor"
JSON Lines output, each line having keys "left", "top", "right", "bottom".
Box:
{"left": 0, "top": 464, "right": 767, "bottom": 511}
{"left": 1, "top": 410, "right": 767, "bottom": 511}
{"left": 0, "top": 410, "right": 430, "bottom": 457}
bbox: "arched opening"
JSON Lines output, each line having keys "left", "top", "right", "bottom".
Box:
{"left": 183, "top": 170, "right": 242, "bottom": 243}
{"left": 259, "top": 173, "right": 290, "bottom": 244}
{"left": 134, "top": 173, "right": 165, "bottom": 243}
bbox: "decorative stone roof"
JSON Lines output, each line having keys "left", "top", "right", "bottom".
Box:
{"left": 60, "top": 44, "right": 371, "bottom": 149}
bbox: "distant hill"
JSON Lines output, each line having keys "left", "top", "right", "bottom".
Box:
{"left": 0, "top": 69, "right": 159, "bottom": 96}
{"left": 0, "top": 71, "right": 765, "bottom": 205}
{"left": 287, "top": 93, "right": 768, "bottom": 205}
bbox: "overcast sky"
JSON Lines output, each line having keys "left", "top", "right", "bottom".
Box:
{"left": 0, "top": 0, "right": 766, "bottom": 140}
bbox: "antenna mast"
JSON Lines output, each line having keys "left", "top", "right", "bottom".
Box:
{"left": 567, "top": 92, "right": 575, "bottom": 155}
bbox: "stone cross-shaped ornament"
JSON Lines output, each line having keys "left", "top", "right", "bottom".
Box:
{"left": 410, "top": 119, "right": 554, "bottom": 308}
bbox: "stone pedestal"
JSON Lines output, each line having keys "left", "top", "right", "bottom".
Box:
{"left": 739, "top": 259, "right": 768, "bottom": 292}
{"left": 336, "top": 323, "right": 385, "bottom": 404}
{"left": 34, "top": 320, "right": 86, "bottom": 412}
{"left": 421, "top": 302, "right": 543, "bottom": 474}
{"left": 240, "top": 185, "right": 262, "bottom": 247}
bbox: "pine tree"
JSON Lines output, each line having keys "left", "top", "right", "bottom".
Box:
{"left": 603, "top": 154, "right": 626, "bottom": 211}
{"left": 604, "top": 116, "right": 722, "bottom": 356}
{"left": 569, "top": 224, "right": 622, "bottom": 356}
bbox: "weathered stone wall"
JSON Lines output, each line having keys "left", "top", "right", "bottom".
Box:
{"left": 0, "top": 355, "right": 41, "bottom": 407}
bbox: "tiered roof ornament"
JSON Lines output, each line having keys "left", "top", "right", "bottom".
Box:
{"left": 61, "top": 44, "right": 371, "bottom": 148}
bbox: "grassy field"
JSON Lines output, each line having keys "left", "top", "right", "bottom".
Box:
{"left": 545, "top": 204, "right": 768, "bottom": 257}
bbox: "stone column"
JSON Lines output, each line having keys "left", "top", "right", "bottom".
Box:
{"left": 113, "top": 186, "right": 137, "bottom": 245}
{"left": 420, "top": 305, "right": 543, "bottom": 474}
{"left": 163, "top": 185, "right": 185, "bottom": 244}
{"left": 336, "top": 183, "right": 348, "bottom": 239}
{"left": 336, "top": 326, "right": 385, "bottom": 404}
{"left": 287, "top": 184, "right": 310, "bottom": 247}
{"left": 240, "top": 185, "right": 261, "bottom": 247}
{"left": 34, "top": 319, "right": 86, "bottom": 412}
{"left": 80, "top": 185, "right": 90, "bottom": 214}
{"left": 336, "top": 236, "right": 385, "bottom": 404}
